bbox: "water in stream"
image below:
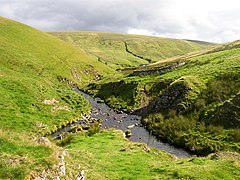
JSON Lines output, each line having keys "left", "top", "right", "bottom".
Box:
{"left": 75, "top": 88, "right": 191, "bottom": 157}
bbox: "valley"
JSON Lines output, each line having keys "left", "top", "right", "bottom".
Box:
{"left": 0, "top": 16, "right": 239, "bottom": 179}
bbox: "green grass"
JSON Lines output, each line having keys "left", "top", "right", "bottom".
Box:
{"left": 0, "top": 130, "right": 55, "bottom": 179}
{"left": 50, "top": 31, "right": 213, "bottom": 70}
{"left": 65, "top": 129, "right": 240, "bottom": 179}
{"left": 0, "top": 16, "right": 121, "bottom": 133}
{"left": 0, "top": 16, "right": 239, "bottom": 179}
{"left": 0, "top": 17, "right": 118, "bottom": 86}
{"left": 142, "top": 40, "right": 239, "bottom": 69}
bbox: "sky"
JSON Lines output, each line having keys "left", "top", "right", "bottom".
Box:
{"left": 0, "top": 0, "right": 240, "bottom": 43}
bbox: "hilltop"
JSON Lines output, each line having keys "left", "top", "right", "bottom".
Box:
{"left": 50, "top": 31, "right": 214, "bottom": 70}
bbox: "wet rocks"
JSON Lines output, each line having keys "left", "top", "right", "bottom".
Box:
{"left": 135, "top": 123, "right": 142, "bottom": 127}
{"left": 125, "top": 130, "right": 132, "bottom": 137}
{"left": 127, "top": 124, "right": 135, "bottom": 129}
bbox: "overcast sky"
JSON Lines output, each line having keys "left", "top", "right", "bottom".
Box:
{"left": 0, "top": 0, "right": 240, "bottom": 43}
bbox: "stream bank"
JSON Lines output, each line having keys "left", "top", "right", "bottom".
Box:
{"left": 75, "top": 88, "right": 191, "bottom": 157}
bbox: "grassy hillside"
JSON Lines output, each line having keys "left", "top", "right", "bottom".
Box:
{"left": 50, "top": 31, "right": 214, "bottom": 70}
{"left": 0, "top": 16, "right": 239, "bottom": 179}
{"left": 0, "top": 16, "right": 122, "bottom": 134}
{"left": 138, "top": 39, "right": 240, "bottom": 70}
{"left": 0, "top": 16, "right": 117, "bottom": 178}
{"left": 87, "top": 40, "right": 240, "bottom": 155}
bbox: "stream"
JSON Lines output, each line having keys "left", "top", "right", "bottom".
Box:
{"left": 51, "top": 88, "right": 191, "bottom": 157}
{"left": 74, "top": 88, "right": 192, "bottom": 157}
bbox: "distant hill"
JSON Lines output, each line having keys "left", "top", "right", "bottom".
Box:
{"left": 184, "top": 39, "right": 217, "bottom": 46}
{"left": 138, "top": 39, "right": 240, "bottom": 70}
{"left": 50, "top": 31, "right": 215, "bottom": 69}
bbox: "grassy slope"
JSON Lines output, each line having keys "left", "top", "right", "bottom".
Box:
{"left": 139, "top": 39, "right": 240, "bottom": 69}
{"left": 0, "top": 16, "right": 123, "bottom": 131}
{"left": 88, "top": 40, "right": 240, "bottom": 155}
{"left": 50, "top": 31, "right": 214, "bottom": 70}
{"left": 0, "top": 16, "right": 117, "bottom": 178}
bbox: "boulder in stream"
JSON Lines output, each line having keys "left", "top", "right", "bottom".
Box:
{"left": 127, "top": 124, "right": 135, "bottom": 129}
{"left": 125, "top": 130, "right": 132, "bottom": 137}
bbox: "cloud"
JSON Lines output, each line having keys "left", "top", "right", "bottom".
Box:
{"left": 0, "top": 0, "right": 240, "bottom": 42}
